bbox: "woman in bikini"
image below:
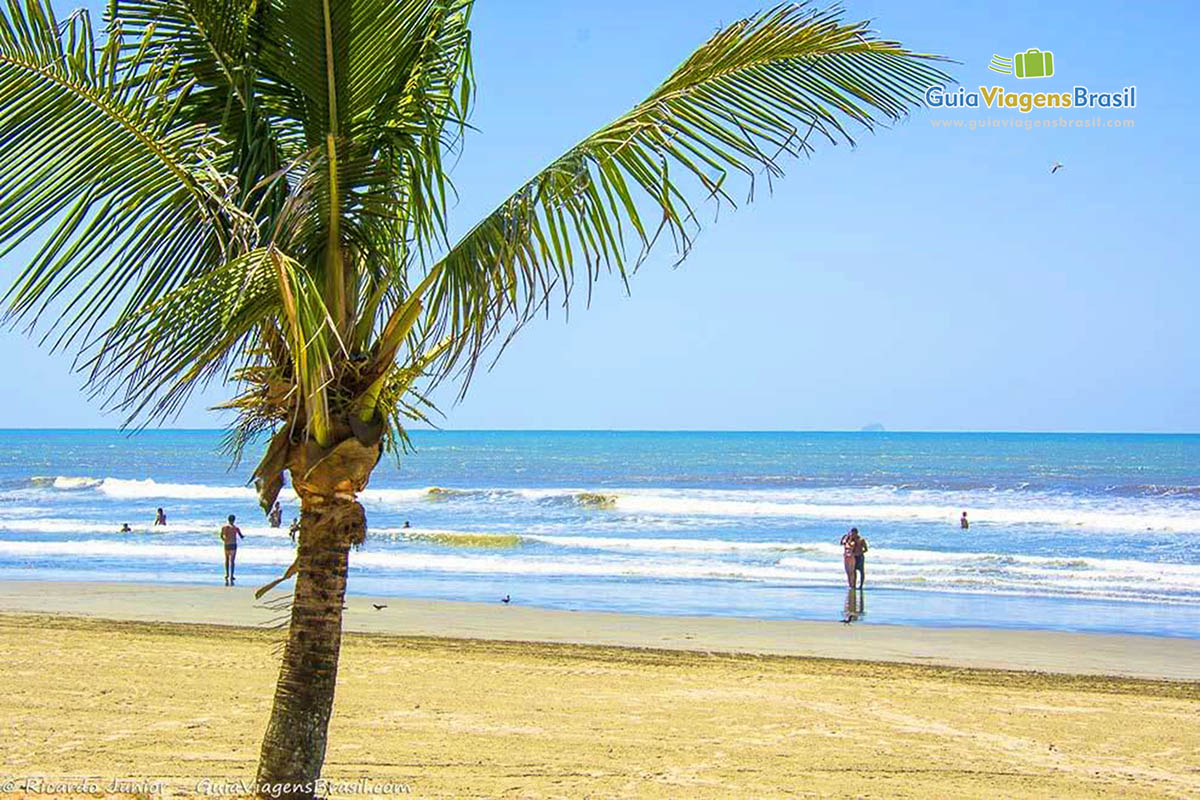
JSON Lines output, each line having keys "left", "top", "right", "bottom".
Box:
{"left": 839, "top": 527, "right": 862, "bottom": 589}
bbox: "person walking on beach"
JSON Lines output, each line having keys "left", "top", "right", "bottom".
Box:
{"left": 960, "top": 511, "right": 969, "bottom": 530}
{"left": 840, "top": 527, "right": 864, "bottom": 589}
{"left": 154, "top": 507, "right": 167, "bottom": 526}
{"left": 268, "top": 501, "right": 282, "bottom": 528}
{"left": 220, "top": 514, "right": 244, "bottom": 586}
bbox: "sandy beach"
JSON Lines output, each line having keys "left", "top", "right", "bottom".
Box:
{"left": 2, "top": 581, "right": 1200, "bottom": 680}
{"left": 0, "top": 583, "right": 1198, "bottom": 798}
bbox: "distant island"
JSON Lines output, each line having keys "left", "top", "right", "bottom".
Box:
{"left": 860, "top": 423, "right": 886, "bottom": 432}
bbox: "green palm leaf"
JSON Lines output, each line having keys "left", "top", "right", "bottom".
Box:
{"left": 423, "top": 2, "right": 951, "bottom": 386}
{"left": 0, "top": 1, "right": 252, "bottom": 351}
{"left": 82, "top": 247, "right": 283, "bottom": 423}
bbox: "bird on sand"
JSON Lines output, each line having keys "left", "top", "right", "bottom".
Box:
{"left": 501, "top": 595, "right": 511, "bottom": 604}
{"left": 372, "top": 603, "right": 387, "bottom": 611}
{"left": 1050, "top": 161, "right": 1064, "bottom": 174}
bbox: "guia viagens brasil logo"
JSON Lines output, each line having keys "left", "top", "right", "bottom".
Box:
{"left": 925, "top": 47, "right": 1136, "bottom": 113}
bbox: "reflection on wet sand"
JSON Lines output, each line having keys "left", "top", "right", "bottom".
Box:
{"left": 842, "top": 588, "right": 865, "bottom": 624}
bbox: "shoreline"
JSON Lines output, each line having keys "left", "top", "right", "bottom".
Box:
{"left": 2, "top": 580, "right": 1198, "bottom": 680}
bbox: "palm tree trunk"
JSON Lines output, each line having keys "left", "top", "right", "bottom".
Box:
{"left": 255, "top": 497, "right": 366, "bottom": 798}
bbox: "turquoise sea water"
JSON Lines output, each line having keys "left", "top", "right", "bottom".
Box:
{"left": 1, "top": 430, "right": 1198, "bottom": 637}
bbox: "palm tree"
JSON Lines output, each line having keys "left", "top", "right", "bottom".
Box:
{"left": 0, "top": 0, "right": 948, "bottom": 793}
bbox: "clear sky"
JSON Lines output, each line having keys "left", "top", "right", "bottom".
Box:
{"left": 8, "top": 0, "right": 1198, "bottom": 431}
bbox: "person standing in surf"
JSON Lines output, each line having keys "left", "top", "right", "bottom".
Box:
{"left": 840, "top": 527, "right": 863, "bottom": 589}
{"left": 855, "top": 532, "right": 868, "bottom": 588}
{"left": 154, "top": 507, "right": 167, "bottom": 526}
{"left": 220, "top": 514, "right": 244, "bottom": 586}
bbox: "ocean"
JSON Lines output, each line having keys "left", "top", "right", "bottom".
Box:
{"left": 1, "top": 430, "right": 1198, "bottom": 637}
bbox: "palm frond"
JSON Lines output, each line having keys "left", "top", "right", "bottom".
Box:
{"left": 422, "top": 2, "right": 951, "bottom": 389}
{"left": 111, "top": 0, "right": 302, "bottom": 220}
{"left": 269, "top": 246, "right": 341, "bottom": 443}
{"left": 82, "top": 247, "right": 286, "bottom": 424}
{"left": 0, "top": 0, "right": 252, "bottom": 351}
{"left": 110, "top": 0, "right": 256, "bottom": 103}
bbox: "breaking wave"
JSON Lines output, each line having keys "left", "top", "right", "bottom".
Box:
{"left": 19, "top": 477, "right": 1200, "bottom": 533}
{"left": 1, "top": 538, "right": 1196, "bottom": 605}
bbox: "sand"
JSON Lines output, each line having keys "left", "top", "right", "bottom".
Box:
{"left": 1, "top": 583, "right": 1198, "bottom": 798}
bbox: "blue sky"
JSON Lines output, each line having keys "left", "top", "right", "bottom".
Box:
{"left": 8, "top": 0, "right": 1198, "bottom": 431}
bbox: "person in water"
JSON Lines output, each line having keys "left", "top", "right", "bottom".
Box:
{"left": 220, "top": 514, "right": 244, "bottom": 586}
{"left": 961, "top": 511, "right": 969, "bottom": 530}
{"left": 154, "top": 507, "right": 167, "bottom": 526}
{"left": 268, "top": 501, "right": 282, "bottom": 528}
{"left": 855, "top": 532, "right": 869, "bottom": 588}
{"left": 119, "top": 523, "right": 132, "bottom": 533}
{"left": 839, "top": 527, "right": 864, "bottom": 589}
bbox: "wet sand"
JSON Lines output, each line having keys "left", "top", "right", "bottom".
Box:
{"left": 1, "top": 580, "right": 1198, "bottom": 680}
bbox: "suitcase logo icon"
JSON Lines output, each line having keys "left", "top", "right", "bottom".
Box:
{"left": 989, "top": 49, "right": 1055, "bottom": 79}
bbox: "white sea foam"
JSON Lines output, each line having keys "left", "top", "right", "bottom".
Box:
{"left": 97, "top": 478, "right": 267, "bottom": 501}
{"left": 21, "top": 477, "right": 1200, "bottom": 533}
{"left": 51, "top": 476, "right": 104, "bottom": 490}
{"left": 361, "top": 488, "right": 442, "bottom": 504}
{"left": 522, "top": 534, "right": 824, "bottom": 553}
{"left": 1, "top": 537, "right": 1195, "bottom": 604}
{"left": 30, "top": 476, "right": 444, "bottom": 507}
{"left": 0, "top": 539, "right": 294, "bottom": 566}
{"left": 512, "top": 532, "right": 1200, "bottom": 592}
{"left": 609, "top": 491, "right": 1200, "bottom": 533}
{"left": 407, "top": 485, "right": 1200, "bottom": 534}
{"left": 0, "top": 518, "right": 292, "bottom": 538}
